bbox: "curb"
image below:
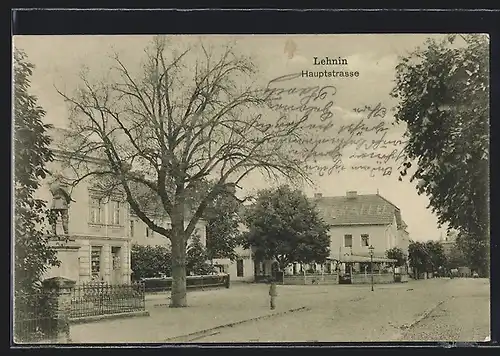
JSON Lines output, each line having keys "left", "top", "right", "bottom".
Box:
{"left": 164, "top": 306, "right": 310, "bottom": 342}
{"left": 400, "top": 299, "right": 447, "bottom": 330}
{"left": 69, "top": 310, "right": 150, "bottom": 325}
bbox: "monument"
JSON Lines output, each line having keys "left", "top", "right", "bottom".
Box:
{"left": 48, "top": 174, "right": 74, "bottom": 239}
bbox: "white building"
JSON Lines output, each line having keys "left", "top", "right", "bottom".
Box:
{"left": 314, "top": 191, "right": 410, "bottom": 271}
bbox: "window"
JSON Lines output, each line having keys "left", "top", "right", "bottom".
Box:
{"left": 146, "top": 227, "right": 150, "bottom": 238}
{"left": 361, "top": 234, "right": 370, "bottom": 247}
{"left": 111, "top": 246, "right": 121, "bottom": 270}
{"left": 110, "top": 200, "right": 121, "bottom": 225}
{"left": 236, "top": 259, "right": 244, "bottom": 277}
{"left": 146, "top": 227, "right": 154, "bottom": 238}
{"left": 91, "top": 246, "right": 102, "bottom": 280}
{"left": 129, "top": 220, "right": 135, "bottom": 237}
{"left": 344, "top": 234, "right": 353, "bottom": 248}
{"left": 89, "top": 197, "right": 104, "bottom": 224}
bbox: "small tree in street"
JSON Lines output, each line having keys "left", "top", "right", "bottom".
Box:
{"left": 243, "top": 186, "right": 330, "bottom": 271}
{"left": 385, "top": 247, "right": 407, "bottom": 267}
{"left": 56, "top": 36, "right": 310, "bottom": 307}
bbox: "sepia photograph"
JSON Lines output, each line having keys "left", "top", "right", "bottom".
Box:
{"left": 12, "top": 33, "right": 490, "bottom": 344}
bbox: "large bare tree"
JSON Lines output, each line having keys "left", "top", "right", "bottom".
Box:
{"left": 56, "top": 36, "right": 310, "bottom": 307}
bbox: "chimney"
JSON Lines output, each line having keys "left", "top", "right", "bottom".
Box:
{"left": 314, "top": 193, "right": 323, "bottom": 199}
{"left": 346, "top": 191, "right": 357, "bottom": 199}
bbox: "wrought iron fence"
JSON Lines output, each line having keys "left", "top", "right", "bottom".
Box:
{"left": 70, "top": 281, "right": 145, "bottom": 319}
{"left": 14, "top": 292, "right": 55, "bottom": 343}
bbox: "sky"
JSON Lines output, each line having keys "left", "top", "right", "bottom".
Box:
{"left": 13, "top": 34, "right": 454, "bottom": 241}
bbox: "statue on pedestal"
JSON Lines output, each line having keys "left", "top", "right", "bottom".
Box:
{"left": 48, "top": 174, "right": 75, "bottom": 239}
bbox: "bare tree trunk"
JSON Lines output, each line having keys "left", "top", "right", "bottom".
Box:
{"left": 170, "top": 207, "right": 187, "bottom": 307}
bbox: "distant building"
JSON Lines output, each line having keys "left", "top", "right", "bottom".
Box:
{"left": 314, "top": 191, "right": 410, "bottom": 263}
{"left": 209, "top": 206, "right": 254, "bottom": 282}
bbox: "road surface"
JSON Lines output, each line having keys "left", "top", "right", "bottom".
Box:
{"left": 194, "top": 278, "right": 490, "bottom": 342}
{"left": 70, "top": 278, "right": 490, "bottom": 343}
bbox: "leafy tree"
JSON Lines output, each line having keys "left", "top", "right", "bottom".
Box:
{"left": 14, "top": 48, "right": 60, "bottom": 340}
{"left": 130, "top": 244, "right": 171, "bottom": 280}
{"left": 445, "top": 243, "right": 467, "bottom": 270}
{"left": 186, "top": 235, "right": 213, "bottom": 275}
{"left": 391, "top": 34, "right": 489, "bottom": 277}
{"left": 455, "top": 231, "right": 488, "bottom": 276}
{"left": 385, "top": 247, "right": 407, "bottom": 267}
{"left": 408, "top": 240, "right": 447, "bottom": 279}
{"left": 243, "top": 185, "right": 330, "bottom": 271}
{"left": 56, "top": 36, "right": 309, "bottom": 307}
{"left": 408, "top": 241, "right": 426, "bottom": 279}
{"left": 199, "top": 181, "right": 244, "bottom": 262}
{"left": 424, "top": 240, "right": 447, "bottom": 274}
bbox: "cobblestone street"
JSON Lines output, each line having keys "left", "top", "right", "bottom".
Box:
{"left": 70, "top": 278, "right": 490, "bottom": 343}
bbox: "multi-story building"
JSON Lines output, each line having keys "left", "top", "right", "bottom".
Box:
{"left": 314, "top": 191, "right": 410, "bottom": 271}
{"left": 39, "top": 128, "right": 212, "bottom": 284}
{"left": 37, "top": 127, "right": 132, "bottom": 284}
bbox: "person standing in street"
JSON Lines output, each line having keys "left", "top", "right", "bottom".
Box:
{"left": 269, "top": 278, "right": 277, "bottom": 310}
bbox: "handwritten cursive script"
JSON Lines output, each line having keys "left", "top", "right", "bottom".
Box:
{"left": 263, "top": 73, "right": 408, "bottom": 178}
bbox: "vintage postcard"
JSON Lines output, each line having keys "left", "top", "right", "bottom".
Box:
{"left": 12, "top": 34, "right": 490, "bottom": 344}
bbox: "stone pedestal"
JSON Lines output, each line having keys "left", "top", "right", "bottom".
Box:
{"left": 42, "top": 277, "right": 76, "bottom": 343}
{"left": 45, "top": 239, "right": 81, "bottom": 282}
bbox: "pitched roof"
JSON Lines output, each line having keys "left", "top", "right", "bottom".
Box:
{"left": 313, "top": 193, "right": 405, "bottom": 228}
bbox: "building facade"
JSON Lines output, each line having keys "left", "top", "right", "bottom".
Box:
{"left": 38, "top": 128, "right": 132, "bottom": 285}
{"left": 129, "top": 212, "right": 207, "bottom": 248}
{"left": 314, "top": 191, "right": 410, "bottom": 260}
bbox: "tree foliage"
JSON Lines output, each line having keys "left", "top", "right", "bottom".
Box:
{"left": 408, "top": 240, "right": 447, "bottom": 278}
{"left": 243, "top": 185, "right": 330, "bottom": 270}
{"left": 455, "top": 231, "right": 489, "bottom": 276}
{"left": 130, "top": 244, "right": 171, "bottom": 280}
{"left": 445, "top": 243, "right": 467, "bottom": 270}
{"left": 186, "top": 235, "right": 213, "bottom": 275}
{"left": 193, "top": 180, "right": 243, "bottom": 262}
{"left": 56, "top": 36, "right": 310, "bottom": 307}
{"left": 14, "top": 48, "right": 60, "bottom": 339}
{"left": 391, "top": 34, "right": 489, "bottom": 276}
{"left": 385, "top": 247, "right": 407, "bottom": 267}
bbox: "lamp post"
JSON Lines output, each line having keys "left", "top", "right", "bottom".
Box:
{"left": 369, "top": 245, "right": 374, "bottom": 292}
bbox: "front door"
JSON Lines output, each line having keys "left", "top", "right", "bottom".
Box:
{"left": 111, "top": 246, "right": 122, "bottom": 284}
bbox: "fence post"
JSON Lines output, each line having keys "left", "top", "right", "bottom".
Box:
{"left": 225, "top": 273, "right": 230, "bottom": 288}
{"left": 41, "top": 277, "right": 76, "bottom": 343}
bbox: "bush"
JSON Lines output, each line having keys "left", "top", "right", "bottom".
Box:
{"left": 131, "top": 244, "right": 171, "bottom": 280}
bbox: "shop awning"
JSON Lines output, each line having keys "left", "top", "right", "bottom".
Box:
{"left": 329, "top": 255, "right": 397, "bottom": 263}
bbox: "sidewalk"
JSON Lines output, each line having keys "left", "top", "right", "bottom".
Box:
{"left": 70, "top": 284, "right": 305, "bottom": 343}
{"left": 69, "top": 279, "right": 454, "bottom": 343}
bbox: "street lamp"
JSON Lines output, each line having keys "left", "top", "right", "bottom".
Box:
{"left": 369, "top": 245, "right": 375, "bottom": 292}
